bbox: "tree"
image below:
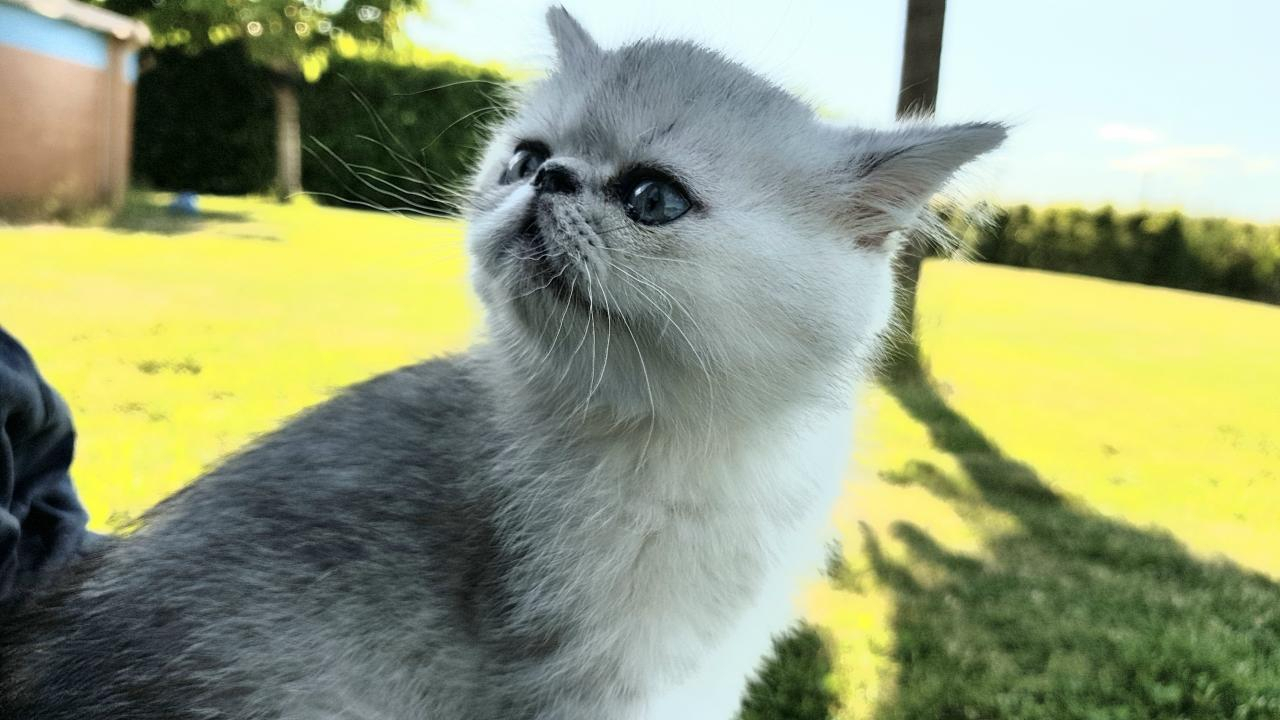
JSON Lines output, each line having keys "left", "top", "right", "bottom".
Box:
{"left": 101, "top": 0, "right": 426, "bottom": 198}
{"left": 886, "top": 0, "right": 946, "bottom": 380}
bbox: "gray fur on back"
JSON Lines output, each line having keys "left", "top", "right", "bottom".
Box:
{"left": 0, "top": 358, "right": 545, "bottom": 719}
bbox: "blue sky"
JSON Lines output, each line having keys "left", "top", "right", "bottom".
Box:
{"left": 405, "top": 0, "right": 1278, "bottom": 222}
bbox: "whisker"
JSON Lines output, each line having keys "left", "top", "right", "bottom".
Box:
{"left": 579, "top": 264, "right": 614, "bottom": 420}
{"left": 422, "top": 105, "right": 511, "bottom": 154}
{"left": 607, "top": 262, "right": 718, "bottom": 448}
{"left": 307, "top": 141, "right": 453, "bottom": 218}
{"left": 615, "top": 300, "right": 657, "bottom": 469}
{"left": 392, "top": 77, "right": 510, "bottom": 97}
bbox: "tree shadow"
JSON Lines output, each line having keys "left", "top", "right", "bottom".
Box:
{"left": 848, "top": 358, "right": 1280, "bottom": 719}
{"left": 741, "top": 623, "right": 840, "bottom": 720}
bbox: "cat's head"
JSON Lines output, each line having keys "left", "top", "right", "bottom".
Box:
{"left": 468, "top": 7, "right": 1004, "bottom": 423}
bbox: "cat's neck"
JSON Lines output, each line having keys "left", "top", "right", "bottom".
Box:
{"left": 477, "top": 335, "right": 859, "bottom": 457}
{"left": 471, "top": 341, "right": 859, "bottom": 529}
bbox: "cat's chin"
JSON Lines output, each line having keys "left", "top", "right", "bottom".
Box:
{"left": 493, "top": 249, "right": 598, "bottom": 336}
{"left": 526, "top": 254, "right": 593, "bottom": 314}
{"left": 494, "top": 214, "right": 599, "bottom": 317}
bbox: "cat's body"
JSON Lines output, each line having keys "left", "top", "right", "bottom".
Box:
{"left": 0, "top": 352, "right": 850, "bottom": 720}
{"left": 0, "top": 8, "right": 1003, "bottom": 718}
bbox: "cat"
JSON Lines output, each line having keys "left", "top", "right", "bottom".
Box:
{"left": 0, "top": 7, "right": 1003, "bottom": 719}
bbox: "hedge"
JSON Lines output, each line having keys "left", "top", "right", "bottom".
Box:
{"left": 132, "top": 46, "right": 1277, "bottom": 305}
{"left": 299, "top": 54, "right": 506, "bottom": 216}
{"left": 953, "top": 205, "right": 1280, "bottom": 305}
{"left": 133, "top": 43, "right": 276, "bottom": 195}
{"left": 132, "top": 42, "right": 507, "bottom": 214}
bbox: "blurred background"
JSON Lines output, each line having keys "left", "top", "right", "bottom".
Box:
{"left": 0, "top": 1, "right": 1277, "bottom": 718}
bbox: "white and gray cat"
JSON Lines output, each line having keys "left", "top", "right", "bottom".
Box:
{"left": 0, "top": 8, "right": 1003, "bottom": 719}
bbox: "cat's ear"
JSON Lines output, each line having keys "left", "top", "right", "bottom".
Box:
{"left": 546, "top": 6, "right": 601, "bottom": 71}
{"left": 840, "top": 121, "right": 1006, "bottom": 247}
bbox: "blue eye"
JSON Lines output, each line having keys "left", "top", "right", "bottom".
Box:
{"left": 624, "top": 178, "right": 691, "bottom": 225}
{"left": 500, "top": 145, "right": 548, "bottom": 185}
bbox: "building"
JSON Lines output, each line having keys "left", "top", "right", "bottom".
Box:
{"left": 0, "top": 0, "right": 150, "bottom": 212}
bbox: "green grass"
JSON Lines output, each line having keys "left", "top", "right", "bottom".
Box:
{"left": 0, "top": 193, "right": 477, "bottom": 527}
{"left": 828, "top": 375, "right": 1280, "bottom": 719}
{"left": 812, "top": 264, "right": 1280, "bottom": 719}
{"left": 2, "top": 194, "right": 1278, "bottom": 718}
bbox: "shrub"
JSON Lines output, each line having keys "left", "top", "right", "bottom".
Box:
{"left": 955, "top": 205, "right": 1280, "bottom": 305}
{"left": 133, "top": 43, "right": 276, "bottom": 195}
{"left": 131, "top": 42, "right": 507, "bottom": 213}
{"left": 299, "top": 54, "right": 506, "bottom": 216}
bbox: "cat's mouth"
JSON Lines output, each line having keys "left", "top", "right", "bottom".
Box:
{"left": 509, "top": 209, "right": 594, "bottom": 313}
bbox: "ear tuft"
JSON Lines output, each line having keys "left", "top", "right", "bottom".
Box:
{"left": 546, "top": 6, "right": 601, "bottom": 71}
{"left": 845, "top": 121, "right": 1007, "bottom": 246}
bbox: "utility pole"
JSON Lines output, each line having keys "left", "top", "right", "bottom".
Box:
{"left": 887, "top": 0, "right": 946, "bottom": 380}
{"left": 897, "top": 0, "right": 946, "bottom": 119}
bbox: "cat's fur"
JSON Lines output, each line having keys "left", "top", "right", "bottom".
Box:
{"left": 0, "top": 8, "right": 1003, "bottom": 719}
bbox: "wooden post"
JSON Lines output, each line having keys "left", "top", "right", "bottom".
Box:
{"left": 887, "top": 0, "right": 946, "bottom": 380}
{"left": 270, "top": 67, "right": 303, "bottom": 201}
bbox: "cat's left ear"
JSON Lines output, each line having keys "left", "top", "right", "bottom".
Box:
{"left": 546, "top": 6, "right": 601, "bottom": 71}
{"left": 840, "top": 121, "right": 1006, "bottom": 247}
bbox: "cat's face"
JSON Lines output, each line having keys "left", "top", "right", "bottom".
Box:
{"left": 467, "top": 8, "right": 1004, "bottom": 419}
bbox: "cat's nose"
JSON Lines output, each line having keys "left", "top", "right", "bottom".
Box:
{"left": 532, "top": 162, "right": 581, "bottom": 195}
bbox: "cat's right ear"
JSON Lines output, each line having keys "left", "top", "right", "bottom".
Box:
{"left": 546, "top": 6, "right": 602, "bottom": 71}
{"left": 837, "top": 121, "right": 1007, "bottom": 249}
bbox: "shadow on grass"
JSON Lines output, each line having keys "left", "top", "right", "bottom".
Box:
{"left": 740, "top": 624, "right": 839, "bottom": 720}
{"left": 107, "top": 194, "right": 261, "bottom": 237}
{"left": 848, "top": 360, "right": 1280, "bottom": 720}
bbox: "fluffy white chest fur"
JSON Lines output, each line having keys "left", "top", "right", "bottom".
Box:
{"left": 508, "top": 399, "right": 856, "bottom": 719}
{"left": 640, "top": 410, "right": 854, "bottom": 720}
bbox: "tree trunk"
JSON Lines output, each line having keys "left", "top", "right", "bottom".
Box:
{"left": 271, "top": 78, "right": 302, "bottom": 201}
{"left": 887, "top": 0, "right": 946, "bottom": 380}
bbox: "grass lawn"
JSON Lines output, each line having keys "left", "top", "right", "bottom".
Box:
{"left": 2, "top": 194, "right": 1278, "bottom": 718}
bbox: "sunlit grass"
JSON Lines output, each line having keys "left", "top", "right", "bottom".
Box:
{"left": 2, "top": 195, "right": 1277, "bottom": 717}
{"left": 0, "top": 194, "right": 478, "bottom": 529}
{"left": 812, "top": 262, "right": 1280, "bottom": 719}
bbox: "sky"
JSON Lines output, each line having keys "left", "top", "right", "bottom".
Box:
{"left": 404, "top": 0, "right": 1279, "bottom": 222}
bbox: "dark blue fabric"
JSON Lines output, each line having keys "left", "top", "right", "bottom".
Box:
{"left": 0, "top": 327, "right": 90, "bottom": 602}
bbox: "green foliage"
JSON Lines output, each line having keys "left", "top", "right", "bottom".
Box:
{"left": 956, "top": 205, "right": 1280, "bottom": 304}
{"left": 99, "top": 0, "right": 423, "bottom": 77}
{"left": 133, "top": 43, "right": 276, "bottom": 195}
{"left": 739, "top": 625, "right": 839, "bottom": 720}
{"left": 300, "top": 54, "right": 506, "bottom": 215}
{"left": 130, "top": 42, "right": 506, "bottom": 208}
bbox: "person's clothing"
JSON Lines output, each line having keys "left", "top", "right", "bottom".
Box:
{"left": 0, "top": 327, "right": 90, "bottom": 602}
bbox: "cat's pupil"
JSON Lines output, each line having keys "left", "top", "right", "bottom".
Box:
{"left": 500, "top": 147, "right": 547, "bottom": 185}
{"left": 626, "top": 179, "right": 691, "bottom": 225}
{"left": 517, "top": 152, "right": 537, "bottom": 177}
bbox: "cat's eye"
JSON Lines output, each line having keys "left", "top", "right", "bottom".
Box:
{"left": 623, "top": 177, "right": 691, "bottom": 225}
{"left": 499, "top": 143, "right": 549, "bottom": 185}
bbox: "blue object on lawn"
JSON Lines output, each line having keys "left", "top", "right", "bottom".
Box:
{"left": 169, "top": 192, "right": 199, "bottom": 216}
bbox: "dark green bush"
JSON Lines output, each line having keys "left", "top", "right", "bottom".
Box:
{"left": 300, "top": 55, "right": 506, "bottom": 216}
{"left": 956, "top": 205, "right": 1280, "bottom": 305}
{"left": 133, "top": 47, "right": 1278, "bottom": 305}
{"left": 131, "top": 42, "right": 506, "bottom": 213}
{"left": 133, "top": 43, "right": 276, "bottom": 195}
